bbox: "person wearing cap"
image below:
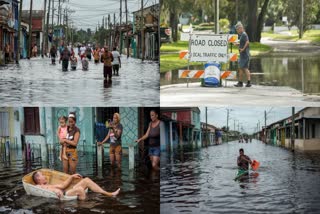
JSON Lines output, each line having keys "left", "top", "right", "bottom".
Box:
{"left": 234, "top": 22, "right": 252, "bottom": 87}
{"left": 60, "top": 112, "right": 80, "bottom": 174}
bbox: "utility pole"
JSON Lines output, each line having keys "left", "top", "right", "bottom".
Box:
{"left": 205, "top": 107, "right": 208, "bottom": 147}
{"left": 291, "top": 107, "right": 295, "bottom": 151}
{"left": 125, "top": 0, "right": 129, "bottom": 58}
{"left": 45, "top": 0, "right": 51, "bottom": 57}
{"left": 51, "top": 0, "right": 54, "bottom": 27}
{"left": 42, "top": 0, "right": 47, "bottom": 57}
{"left": 28, "top": 0, "right": 33, "bottom": 59}
{"left": 120, "top": 0, "right": 122, "bottom": 54}
{"left": 214, "top": 0, "right": 219, "bottom": 34}
{"left": 113, "top": 13, "right": 116, "bottom": 48}
{"left": 234, "top": 120, "right": 236, "bottom": 131}
{"left": 58, "top": 0, "right": 61, "bottom": 25}
{"left": 108, "top": 14, "right": 111, "bottom": 47}
{"left": 141, "top": 0, "right": 144, "bottom": 61}
{"left": 226, "top": 109, "right": 229, "bottom": 143}
{"left": 299, "top": 0, "right": 304, "bottom": 39}
{"left": 16, "top": 0, "right": 23, "bottom": 63}
{"left": 264, "top": 110, "right": 267, "bottom": 143}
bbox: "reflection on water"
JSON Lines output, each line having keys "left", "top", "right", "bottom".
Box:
{"left": 0, "top": 145, "right": 159, "bottom": 213}
{"left": 160, "top": 140, "right": 320, "bottom": 213}
{"left": 160, "top": 55, "right": 320, "bottom": 94}
{"left": 0, "top": 57, "right": 159, "bottom": 106}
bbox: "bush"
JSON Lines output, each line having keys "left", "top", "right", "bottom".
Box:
{"left": 219, "top": 18, "right": 230, "bottom": 33}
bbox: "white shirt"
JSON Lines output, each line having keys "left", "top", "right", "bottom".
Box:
{"left": 112, "top": 51, "right": 120, "bottom": 65}
{"left": 80, "top": 46, "right": 86, "bottom": 55}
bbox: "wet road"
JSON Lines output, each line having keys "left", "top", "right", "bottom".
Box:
{"left": 0, "top": 145, "right": 159, "bottom": 213}
{"left": 160, "top": 140, "right": 320, "bottom": 213}
{"left": 0, "top": 57, "right": 159, "bottom": 106}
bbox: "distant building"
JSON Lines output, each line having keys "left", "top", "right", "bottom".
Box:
{"left": 161, "top": 107, "right": 201, "bottom": 151}
{"left": 132, "top": 3, "right": 159, "bottom": 60}
{"left": 264, "top": 107, "right": 320, "bottom": 151}
{"left": 201, "top": 122, "right": 221, "bottom": 146}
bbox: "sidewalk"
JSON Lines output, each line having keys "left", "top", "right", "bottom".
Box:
{"left": 160, "top": 80, "right": 320, "bottom": 106}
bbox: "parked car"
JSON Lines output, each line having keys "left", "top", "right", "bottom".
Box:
{"left": 160, "top": 27, "right": 172, "bottom": 45}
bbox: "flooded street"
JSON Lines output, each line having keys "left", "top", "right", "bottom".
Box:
{"left": 0, "top": 145, "right": 159, "bottom": 213}
{"left": 160, "top": 140, "right": 320, "bottom": 213}
{"left": 160, "top": 54, "right": 320, "bottom": 95}
{"left": 0, "top": 57, "right": 159, "bottom": 106}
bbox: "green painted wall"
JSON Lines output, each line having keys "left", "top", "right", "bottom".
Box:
{"left": 120, "top": 107, "right": 138, "bottom": 148}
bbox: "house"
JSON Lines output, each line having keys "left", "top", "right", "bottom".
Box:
{"left": 0, "top": 0, "right": 18, "bottom": 64}
{"left": 132, "top": 3, "right": 159, "bottom": 60}
{"left": 264, "top": 107, "right": 320, "bottom": 151}
{"left": 0, "top": 107, "right": 157, "bottom": 161}
{"left": 201, "top": 122, "right": 218, "bottom": 146}
{"left": 21, "top": 10, "right": 45, "bottom": 55}
{"left": 161, "top": 107, "right": 201, "bottom": 151}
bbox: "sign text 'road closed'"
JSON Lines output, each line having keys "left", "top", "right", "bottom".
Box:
{"left": 189, "top": 34, "right": 229, "bottom": 62}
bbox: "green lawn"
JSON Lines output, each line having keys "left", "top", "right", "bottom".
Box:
{"left": 262, "top": 29, "right": 320, "bottom": 43}
{"left": 160, "top": 41, "right": 272, "bottom": 72}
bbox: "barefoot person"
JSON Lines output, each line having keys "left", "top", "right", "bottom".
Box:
{"left": 136, "top": 109, "right": 161, "bottom": 170}
{"left": 112, "top": 47, "right": 121, "bottom": 76}
{"left": 234, "top": 22, "right": 251, "bottom": 87}
{"left": 32, "top": 171, "right": 120, "bottom": 200}
{"left": 97, "top": 113, "right": 123, "bottom": 168}
{"left": 61, "top": 112, "right": 80, "bottom": 174}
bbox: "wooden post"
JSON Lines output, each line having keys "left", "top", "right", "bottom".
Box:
{"left": 42, "top": 0, "right": 47, "bottom": 57}
{"left": 119, "top": 0, "right": 122, "bottom": 54}
{"left": 125, "top": 0, "right": 129, "bottom": 58}
{"left": 141, "top": 0, "right": 144, "bottom": 61}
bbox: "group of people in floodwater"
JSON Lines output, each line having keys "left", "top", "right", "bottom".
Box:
{"left": 49, "top": 43, "right": 121, "bottom": 80}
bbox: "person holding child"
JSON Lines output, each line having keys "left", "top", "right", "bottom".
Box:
{"left": 60, "top": 112, "right": 80, "bottom": 174}
{"left": 97, "top": 113, "right": 123, "bottom": 168}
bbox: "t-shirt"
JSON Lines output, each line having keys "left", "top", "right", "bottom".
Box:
{"left": 239, "top": 32, "right": 250, "bottom": 57}
{"left": 80, "top": 46, "right": 86, "bottom": 55}
{"left": 58, "top": 126, "right": 68, "bottom": 140}
{"left": 111, "top": 51, "right": 120, "bottom": 65}
{"left": 61, "top": 49, "right": 70, "bottom": 60}
{"left": 102, "top": 52, "right": 114, "bottom": 67}
{"left": 237, "top": 155, "right": 251, "bottom": 170}
{"left": 110, "top": 123, "right": 123, "bottom": 146}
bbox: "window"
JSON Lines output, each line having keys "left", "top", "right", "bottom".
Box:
{"left": 0, "top": 112, "right": 9, "bottom": 137}
{"left": 24, "top": 107, "right": 40, "bottom": 134}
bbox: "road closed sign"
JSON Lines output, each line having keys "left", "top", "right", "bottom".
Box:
{"left": 189, "top": 34, "right": 228, "bottom": 62}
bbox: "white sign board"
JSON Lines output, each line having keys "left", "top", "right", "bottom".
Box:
{"left": 180, "top": 33, "right": 190, "bottom": 41}
{"left": 189, "top": 34, "right": 228, "bottom": 62}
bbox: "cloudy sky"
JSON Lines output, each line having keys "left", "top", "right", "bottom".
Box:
{"left": 23, "top": 0, "right": 158, "bottom": 30}
{"left": 200, "top": 107, "right": 304, "bottom": 134}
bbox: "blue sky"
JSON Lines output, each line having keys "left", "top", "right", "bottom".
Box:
{"left": 200, "top": 107, "right": 304, "bottom": 134}
{"left": 22, "top": 0, "right": 158, "bottom": 30}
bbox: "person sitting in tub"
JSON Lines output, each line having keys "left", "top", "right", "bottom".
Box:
{"left": 32, "top": 171, "right": 120, "bottom": 200}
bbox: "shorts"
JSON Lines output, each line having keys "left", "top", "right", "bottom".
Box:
{"left": 239, "top": 55, "right": 250, "bottom": 69}
{"left": 65, "top": 148, "right": 78, "bottom": 161}
{"left": 149, "top": 146, "right": 160, "bottom": 157}
{"left": 112, "top": 64, "right": 119, "bottom": 72}
{"left": 103, "top": 66, "right": 112, "bottom": 78}
{"left": 109, "top": 145, "right": 122, "bottom": 155}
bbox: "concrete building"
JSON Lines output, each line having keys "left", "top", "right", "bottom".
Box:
{"left": 0, "top": 107, "right": 157, "bottom": 162}
{"left": 161, "top": 107, "right": 201, "bottom": 152}
{"left": 264, "top": 107, "right": 320, "bottom": 151}
{"left": 201, "top": 122, "right": 217, "bottom": 146}
{"left": 132, "top": 3, "right": 159, "bottom": 60}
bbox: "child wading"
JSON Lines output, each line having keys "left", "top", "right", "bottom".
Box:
{"left": 57, "top": 116, "right": 68, "bottom": 161}
{"left": 70, "top": 53, "right": 77, "bottom": 70}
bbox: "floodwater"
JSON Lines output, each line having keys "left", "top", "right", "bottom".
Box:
{"left": 160, "top": 140, "right": 320, "bottom": 213}
{"left": 160, "top": 55, "right": 320, "bottom": 95}
{"left": 0, "top": 57, "right": 159, "bottom": 106}
{"left": 0, "top": 144, "right": 159, "bottom": 213}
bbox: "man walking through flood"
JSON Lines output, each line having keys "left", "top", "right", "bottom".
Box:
{"left": 234, "top": 22, "right": 251, "bottom": 87}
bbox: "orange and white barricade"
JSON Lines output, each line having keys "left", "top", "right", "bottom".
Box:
{"left": 178, "top": 70, "right": 204, "bottom": 78}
